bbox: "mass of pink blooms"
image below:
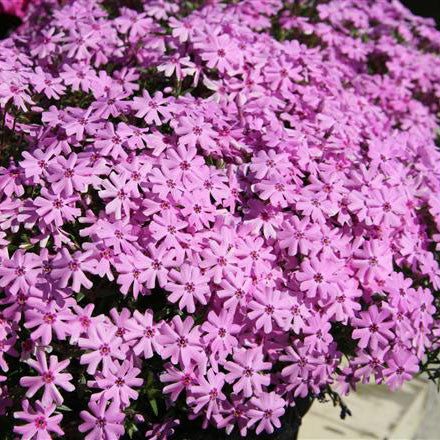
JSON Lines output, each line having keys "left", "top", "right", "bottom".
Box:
{"left": 0, "top": 0, "right": 37, "bottom": 17}
{"left": 1, "top": 0, "right": 440, "bottom": 438}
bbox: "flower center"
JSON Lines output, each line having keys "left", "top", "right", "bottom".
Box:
{"left": 43, "top": 313, "right": 56, "bottom": 324}
{"left": 99, "top": 344, "right": 110, "bottom": 356}
{"left": 369, "top": 324, "right": 379, "bottom": 333}
{"left": 185, "top": 282, "right": 195, "bottom": 293}
{"left": 218, "top": 328, "right": 226, "bottom": 338}
{"left": 265, "top": 305, "right": 275, "bottom": 315}
{"left": 244, "top": 367, "right": 253, "bottom": 377}
{"left": 42, "top": 371, "right": 55, "bottom": 384}
{"left": 35, "top": 417, "right": 47, "bottom": 430}
{"left": 145, "top": 327, "right": 155, "bottom": 338}
{"left": 313, "top": 273, "right": 323, "bottom": 283}
{"left": 178, "top": 337, "right": 188, "bottom": 347}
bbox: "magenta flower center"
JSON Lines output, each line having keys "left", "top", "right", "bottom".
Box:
{"left": 217, "top": 256, "right": 227, "bottom": 266}
{"left": 185, "top": 282, "right": 195, "bottom": 293}
{"left": 53, "top": 199, "right": 63, "bottom": 209}
{"left": 177, "top": 336, "right": 188, "bottom": 347}
{"left": 99, "top": 344, "right": 110, "bottom": 356}
{"left": 145, "top": 327, "right": 155, "bottom": 338}
{"left": 69, "top": 261, "right": 79, "bottom": 271}
{"left": 80, "top": 316, "right": 91, "bottom": 328}
{"left": 209, "top": 388, "right": 218, "bottom": 400}
{"left": 15, "top": 267, "right": 25, "bottom": 276}
{"left": 43, "top": 313, "right": 56, "bottom": 324}
{"left": 42, "top": 371, "right": 55, "bottom": 383}
{"left": 369, "top": 257, "right": 378, "bottom": 266}
{"left": 244, "top": 367, "right": 253, "bottom": 377}
{"left": 313, "top": 273, "right": 323, "bottom": 283}
{"left": 265, "top": 305, "right": 275, "bottom": 315}
{"left": 182, "top": 374, "right": 192, "bottom": 386}
{"left": 218, "top": 328, "right": 226, "bottom": 338}
{"left": 35, "top": 417, "right": 47, "bottom": 430}
{"left": 369, "top": 324, "right": 379, "bottom": 333}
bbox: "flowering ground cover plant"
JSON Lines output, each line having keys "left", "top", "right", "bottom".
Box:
{"left": 1, "top": 0, "right": 440, "bottom": 438}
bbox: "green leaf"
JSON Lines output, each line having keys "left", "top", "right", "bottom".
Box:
{"left": 127, "top": 423, "right": 139, "bottom": 439}
{"left": 149, "top": 398, "right": 159, "bottom": 416}
{"left": 57, "top": 404, "right": 72, "bottom": 412}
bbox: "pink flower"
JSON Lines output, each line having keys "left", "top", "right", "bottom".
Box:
{"left": 158, "top": 316, "right": 205, "bottom": 368}
{"left": 278, "top": 216, "right": 319, "bottom": 256}
{"left": 20, "top": 351, "right": 74, "bottom": 406}
{"left": 14, "top": 399, "right": 64, "bottom": 439}
{"left": 47, "top": 153, "right": 94, "bottom": 196}
{"left": 51, "top": 249, "right": 94, "bottom": 293}
{"left": 161, "top": 363, "right": 198, "bottom": 402}
{"left": 79, "top": 323, "right": 125, "bottom": 375}
{"left": 25, "top": 301, "right": 72, "bottom": 346}
{"left": 200, "top": 239, "right": 239, "bottom": 284}
{"left": 88, "top": 359, "right": 143, "bottom": 407}
{"left": 247, "top": 392, "right": 285, "bottom": 435}
{"left": 352, "top": 240, "right": 393, "bottom": 284}
{"left": 115, "top": 252, "right": 152, "bottom": 298}
{"left": 167, "top": 264, "right": 210, "bottom": 313}
{"left": 125, "top": 309, "right": 162, "bottom": 359}
{"left": 174, "top": 116, "right": 217, "bottom": 151}
{"left": 187, "top": 369, "right": 226, "bottom": 419}
{"left": 197, "top": 34, "right": 242, "bottom": 74}
{"left": 201, "top": 310, "right": 240, "bottom": 356}
{"left": 383, "top": 349, "right": 419, "bottom": 391}
{"left": 224, "top": 347, "right": 271, "bottom": 397}
{"left": 296, "top": 256, "right": 340, "bottom": 300}
{"left": 34, "top": 189, "right": 80, "bottom": 227}
{"left": 79, "top": 399, "right": 125, "bottom": 440}
{"left": 131, "top": 90, "right": 171, "bottom": 125}
{"left": 99, "top": 172, "right": 138, "bottom": 220}
{"left": 352, "top": 305, "right": 395, "bottom": 351}
{"left": 247, "top": 288, "right": 292, "bottom": 334}
{"left": 0, "top": 250, "right": 41, "bottom": 296}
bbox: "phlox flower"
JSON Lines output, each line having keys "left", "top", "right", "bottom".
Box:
{"left": 24, "top": 301, "right": 72, "bottom": 346}
{"left": 351, "top": 305, "right": 395, "bottom": 351}
{"left": 296, "top": 256, "right": 340, "bottom": 300}
{"left": 161, "top": 363, "right": 198, "bottom": 402}
{"left": 247, "top": 392, "right": 285, "bottom": 435}
{"left": 98, "top": 172, "right": 138, "bottom": 220}
{"left": 158, "top": 316, "right": 205, "bottom": 368}
{"left": 79, "top": 399, "right": 125, "bottom": 440}
{"left": 131, "top": 90, "right": 171, "bottom": 125}
{"left": 187, "top": 368, "right": 226, "bottom": 419}
{"left": 125, "top": 309, "right": 163, "bottom": 359}
{"left": 14, "top": 399, "right": 64, "bottom": 440}
{"left": 201, "top": 309, "right": 241, "bottom": 356}
{"left": 0, "top": 250, "right": 41, "bottom": 296}
{"left": 167, "top": 264, "right": 210, "bottom": 313}
{"left": 247, "top": 288, "right": 292, "bottom": 334}
{"left": 20, "top": 351, "right": 74, "bottom": 406}
{"left": 88, "top": 359, "right": 143, "bottom": 408}
{"left": 352, "top": 240, "right": 393, "bottom": 284}
{"left": 224, "top": 347, "right": 271, "bottom": 398}
{"left": 383, "top": 349, "right": 419, "bottom": 391}
{"left": 51, "top": 249, "right": 94, "bottom": 293}
{"left": 79, "top": 323, "right": 125, "bottom": 375}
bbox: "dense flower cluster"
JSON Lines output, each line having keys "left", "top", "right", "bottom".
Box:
{"left": 1, "top": 0, "right": 440, "bottom": 438}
